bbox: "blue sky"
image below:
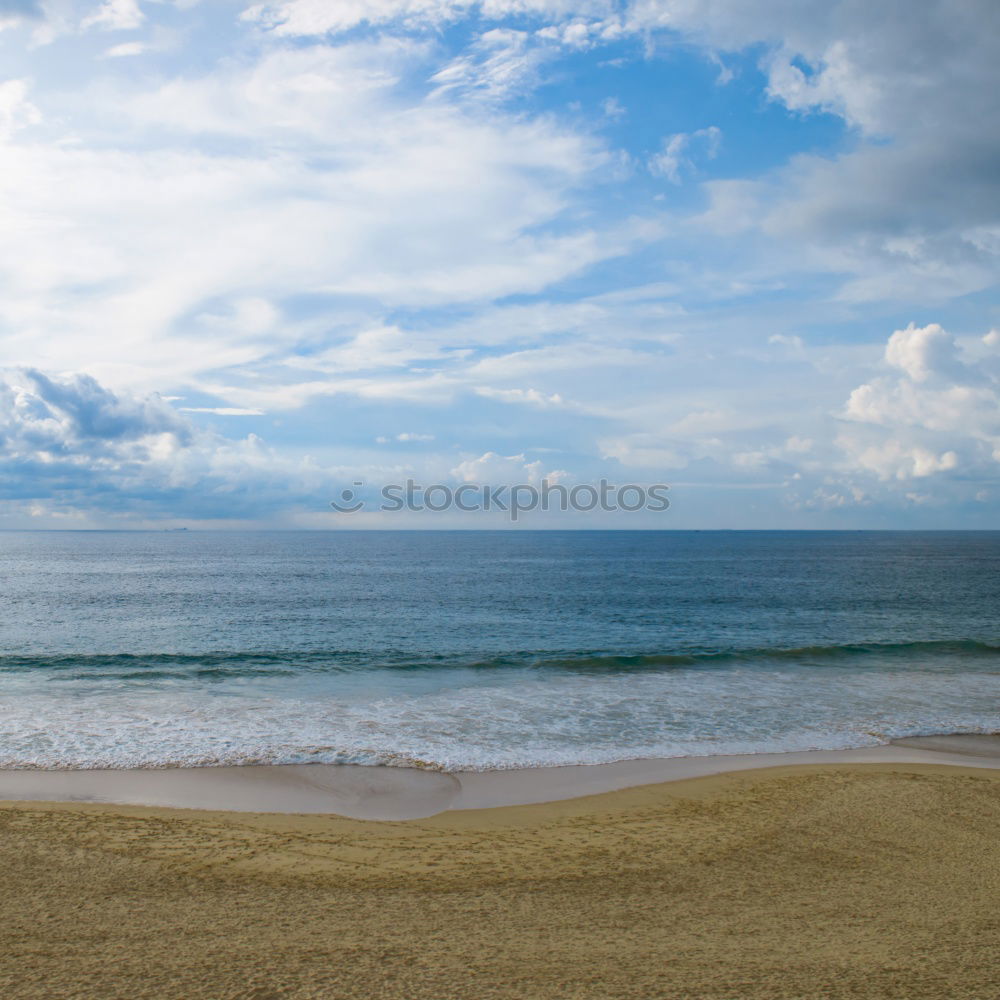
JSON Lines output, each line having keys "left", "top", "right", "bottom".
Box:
{"left": 0, "top": 0, "right": 997, "bottom": 528}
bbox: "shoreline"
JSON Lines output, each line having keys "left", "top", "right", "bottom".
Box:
{"left": 1, "top": 733, "right": 997, "bottom": 819}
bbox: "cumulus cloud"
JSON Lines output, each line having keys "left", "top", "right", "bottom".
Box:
{"left": 0, "top": 369, "right": 190, "bottom": 453}
{"left": 0, "top": 0, "right": 994, "bottom": 525}
{"left": 451, "top": 450, "right": 566, "bottom": 485}
{"left": 841, "top": 439, "right": 959, "bottom": 481}
{"left": 0, "top": 369, "right": 340, "bottom": 522}
{"left": 839, "top": 323, "right": 1000, "bottom": 479}
{"left": 0, "top": 368, "right": 196, "bottom": 516}
{"left": 882, "top": 323, "right": 970, "bottom": 384}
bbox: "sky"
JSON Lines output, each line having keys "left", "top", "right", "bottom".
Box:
{"left": 0, "top": 0, "right": 997, "bottom": 528}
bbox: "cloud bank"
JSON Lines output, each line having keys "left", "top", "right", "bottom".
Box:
{"left": 0, "top": 0, "right": 995, "bottom": 526}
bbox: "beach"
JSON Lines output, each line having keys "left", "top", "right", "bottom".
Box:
{"left": 1, "top": 0, "right": 997, "bottom": 989}
{"left": 1, "top": 737, "right": 1000, "bottom": 817}
{"left": 2, "top": 745, "right": 999, "bottom": 998}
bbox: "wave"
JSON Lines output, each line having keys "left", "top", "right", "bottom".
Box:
{"left": 0, "top": 638, "right": 996, "bottom": 681}
{"left": 534, "top": 639, "right": 1000, "bottom": 673}
{"left": 0, "top": 640, "right": 996, "bottom": 771}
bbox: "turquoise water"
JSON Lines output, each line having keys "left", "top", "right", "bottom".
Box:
{"left": 0, "top": 530, "right": 997, "bottom": 769}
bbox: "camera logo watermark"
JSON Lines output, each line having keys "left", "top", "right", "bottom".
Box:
{"left": 331, "top": 480, "right": 669, "bottom": 521}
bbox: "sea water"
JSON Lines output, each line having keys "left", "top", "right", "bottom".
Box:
{"left": 0, "top": 530, "right": 997, "bottom": 770}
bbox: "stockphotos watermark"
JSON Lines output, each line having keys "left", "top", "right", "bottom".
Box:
{"left": 330, "top": 479, "right": 670, "bottom": 522}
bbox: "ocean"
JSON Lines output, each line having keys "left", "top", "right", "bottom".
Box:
{"left": 0, "top": 530, "right": 997, "bottom": 771}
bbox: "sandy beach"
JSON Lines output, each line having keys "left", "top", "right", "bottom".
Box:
{"left": 1, "top": 741, "right": 999, "bottom": 998}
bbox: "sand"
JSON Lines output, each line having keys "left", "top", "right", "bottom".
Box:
{"left": 1, "top": 758, "right": 999, "bottom": 998}
{"left": 3, "top": 737, "right": 1000, "bottom": 818}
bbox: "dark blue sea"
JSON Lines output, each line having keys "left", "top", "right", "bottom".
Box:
{"left": 0, "top": 530, "right": 997, "bottom": 769}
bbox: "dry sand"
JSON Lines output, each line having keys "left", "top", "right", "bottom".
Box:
{"left": 1, "top": 759, "right": 999, "bottom": 999}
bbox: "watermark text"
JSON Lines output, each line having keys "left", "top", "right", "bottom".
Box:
{"left": 330, "top": 479, "right": 670, "bottom": 521}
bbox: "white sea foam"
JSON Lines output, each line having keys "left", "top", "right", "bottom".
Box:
{"left": 0, "top": 664, "right": 997, "bottom": 771}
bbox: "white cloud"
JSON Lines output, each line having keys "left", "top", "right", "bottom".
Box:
{"left": 0, "top": 367, "right": 367, "bottom": 522}
{"left": 377, "top": 431, "right": 435, "bottom": 443}
{"left": 800, "top": 484, "right": 869, "bottom": 510}
{"left": 599, "top": 434, "right": 687, "bottom": 471}
{"left": 768, "top": 333, "right": 803, "bottom": 351}
{"left": 840, "top": 439, "right": 959, "bottom": 481}
{"left": 82, "top": 0, "right": 144, "bottom": 31}
{"left": 601, "top": 96, "right": 624, "bottom": 119}
{"left": 0, "top": 37, "right": 615, "bottom": 409}
{"left": 431, "top": 28, "right": 552, "bottom": 102}
{"left": 242, "top": 0, "right": 619, "bottom": 38}
{"left": 0, "top": 79, "right": 40, "bottom": 138}
{"left": 474, "top": 386, "right": 564, "bottom": 407}
{"left": 649, "top": 126, "right": 720, "bottom": 184}
{"left": 882, "top": 323, "right": 967, "bottom": 384}
{"left": 0, "top": 0, "right": 995, "bottom": 525}
{"left": 242, "top": 0, "right": 472, "bottom": 36}
{"left": 785, "top": 435, "right": 812, "bottom": 453}
{"left": 451, "top": 450, "right": 563, "bottom": 484}
{"left": 839, "top": 323, "right": 1000, "bottom": 479}
{"left": 0, "top": 368, "right": 189, "bottom": 453}
{"left": 657, "top": 0, "right": 1000, "bottom": 303}
{"left": 103, "top": 40, "right": 146, "bottom": 56}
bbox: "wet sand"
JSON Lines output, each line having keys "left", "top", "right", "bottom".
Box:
{"left": 1, "top": 749, "right": 999, "bottom": 997}
{"left": 1, "top": 735, "right": 999, "bottom": 819}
